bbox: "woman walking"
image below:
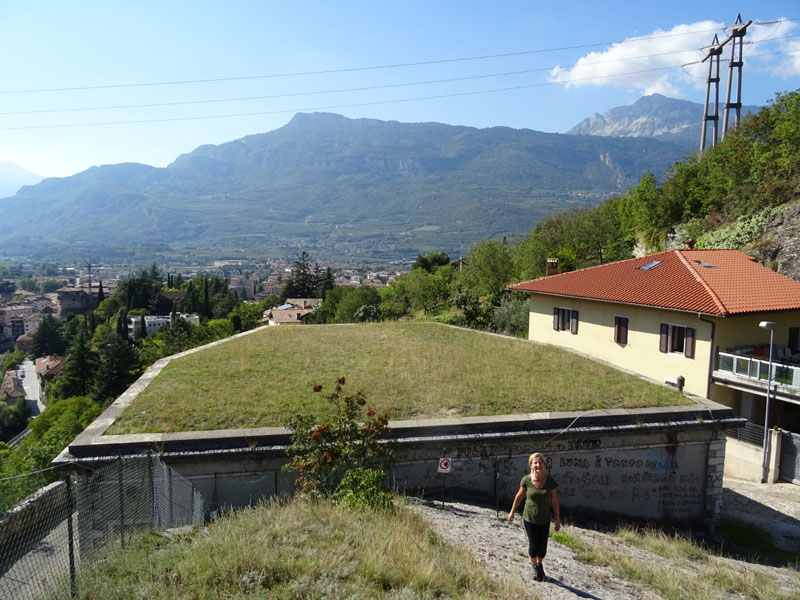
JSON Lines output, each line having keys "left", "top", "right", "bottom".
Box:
{"left": 507, "top": 452, "right": 561, "bottom": 582}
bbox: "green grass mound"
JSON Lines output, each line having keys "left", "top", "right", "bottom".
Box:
{"left": 109, "top": 322, "right": 689, "bottom": 434}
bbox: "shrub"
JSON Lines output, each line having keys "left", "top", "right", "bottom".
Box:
{"left": 283, "top": 378, "right": 394, "bottom": 508}
{"left": 333, "top": 467, "right": 394, "bottom": 512}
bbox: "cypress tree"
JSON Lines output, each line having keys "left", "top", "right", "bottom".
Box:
{"left": 116, "top": 309, "right": 129, "bottom": 340}
{"left": 30, "top": 310, "right": 66, "bottom": 357}
{"left": 203, "top": 277, "right": 210, "bottom": 319}
{"left": 92, "top": 333, "right": 140, "bottom": 405}
{"left": 138, "top": 315, "right": 147, "bottom": 340}
{"left": 54, "top": 322, "right": 96, "bottom": 399}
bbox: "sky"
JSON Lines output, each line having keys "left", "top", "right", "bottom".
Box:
{"left": 1, "top": 1, "right": 799, "bottom": 178}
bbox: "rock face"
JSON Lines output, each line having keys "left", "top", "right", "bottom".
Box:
{"left": 762, "top": 201, "right": 800, "bottom": 282}
{"left": 568, "top": 93, "right": 761, "bottom": 139}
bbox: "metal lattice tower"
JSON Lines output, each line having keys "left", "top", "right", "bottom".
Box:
{"left": 699, "top": 14, "right": 752, "bottom": 151}
{"left": 700, "top": 34, "right": 723, "bottom": 151}
{"left": 722, "top": 14, "right": 750, "bottom": 140}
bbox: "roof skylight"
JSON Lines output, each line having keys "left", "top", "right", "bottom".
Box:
{"left": 638, "top": 260, "right": 662, "bottom": 271}
{"left": 693, "top": 260, "right": 718, "bottom": 269}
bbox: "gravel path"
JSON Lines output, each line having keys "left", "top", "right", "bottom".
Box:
{"left": 407, "top": 477, "right": 800, "bottom": 599}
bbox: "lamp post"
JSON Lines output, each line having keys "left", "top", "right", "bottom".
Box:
{"left": 759, "top": 320, "right": 776, "bottom": 484}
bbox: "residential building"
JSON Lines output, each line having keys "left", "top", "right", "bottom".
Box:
{"left": 262, "top": 302, "right": 315, "bottom": 326}
{"left": 0, "top": 372, "right": 25, "bottom": 405}
{"left": 35, "top": 355, "right": 65, "bottom": 393}
{"left": 508, "top": 249, "right": 800, "bottom": 433}
{"left": 229, "top": 276, "right": 255, "bottom": 300}
{"left": 128, "top": 314, "right": 200, "bottom": 339}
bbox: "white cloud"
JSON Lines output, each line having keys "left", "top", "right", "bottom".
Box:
{"left": 779, "top": 38, "right": 800, "bottom": 76}
{"left": 548, "top": 21, "right": 726, "bottom": 97}
{"left": 761, "top": 19, "right": 800, "bottom": 77}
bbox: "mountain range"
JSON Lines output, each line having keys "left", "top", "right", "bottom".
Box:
{"left": 568, "top": 93, "right": 762, "bottom": 145}
{"left": 0, "top": 162, "right": 43, "bottom": 198}
{"left": 0, "top": 94, "right": 729, "bottom": 264}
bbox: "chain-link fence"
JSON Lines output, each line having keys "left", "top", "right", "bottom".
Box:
{"left": 0, "top": 455, "right": 205, "bottom": 600}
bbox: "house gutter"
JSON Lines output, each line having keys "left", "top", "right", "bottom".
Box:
{"left": 698, "top": 313, "right": 717, "bottom": 400}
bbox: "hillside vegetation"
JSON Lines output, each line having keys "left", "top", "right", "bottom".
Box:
{"left": 517, "top": 89, "right": 800, "bottom": 280}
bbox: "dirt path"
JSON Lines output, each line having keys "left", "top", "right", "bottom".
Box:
{"left": 407, "top": 477, "right": 800, "bottom": 599}
{"left": 721, "top": 477, "right": 800, "bottom": 553}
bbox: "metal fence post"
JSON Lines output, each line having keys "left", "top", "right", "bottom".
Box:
{"left": 65, "top": 475, "right": 77, "bottom": 597}
{"left": 118, "top": 460, "right": 126, "bottom": 549}
{"left": 148, "top": 455, "right": 157, "bottom": 530}
{"left": 168, "top": 466, "right": 174, "bottom": 527}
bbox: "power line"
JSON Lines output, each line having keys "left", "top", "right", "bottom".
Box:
{"left": 0, "top": 46, "right": 724, "bottom": 117}
{"left": 2, "top": 43, "right": 798, "bottom": 132}
{"left": 5, "top": 20, "right": 795, "bottom": 96}
{"left": 0, "top": 65, "right": 690, "bottom": 131}
{"left": 5, "top": 38, "right": 799, "bottom": 119}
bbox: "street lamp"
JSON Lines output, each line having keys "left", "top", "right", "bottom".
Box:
{"left": 759, "top": 320, "right": 776, "bottom": 484}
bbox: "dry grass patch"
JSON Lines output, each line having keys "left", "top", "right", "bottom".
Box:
{"left": 109, "top": 322, "right": 690, "bottom": 434}
{"left": 69, "top": 497, "right": 531, "bottom": 599}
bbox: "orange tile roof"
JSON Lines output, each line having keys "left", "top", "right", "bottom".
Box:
{"left": 508, "top": 249, "right": 800, "bottom": 316}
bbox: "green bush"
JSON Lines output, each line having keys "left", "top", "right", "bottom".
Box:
{"left": 333, "top": 467, "right": 394, "bottom": 512}
{"left": 283, "top": 377, "right": 394, "bottom": 506}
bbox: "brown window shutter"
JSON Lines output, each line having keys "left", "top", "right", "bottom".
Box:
{"left": 685, "top": 327, "right": 695, "bottom": 359}
{"left": 553, "top": 307, "right": 559, "bottom": 331}
{"left": 659, "top": 324, "right": 669, "bottom": 353}
{"left": 570, "top": 310, "right": 579, "bottom": 334}
{"left": 616, "top": 317, "right": 628, "bottom": 345}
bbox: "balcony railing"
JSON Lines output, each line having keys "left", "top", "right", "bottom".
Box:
{"left": 716, "top": 351, "right": 800, "bottom": 389}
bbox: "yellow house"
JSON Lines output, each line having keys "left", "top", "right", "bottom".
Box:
{"left": 509, "top": 249, "right": 800, "bottom": 434}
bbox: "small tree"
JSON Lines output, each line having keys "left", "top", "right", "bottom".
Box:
{"left": 283, "top": 378, "right": 394, "bottom": 508}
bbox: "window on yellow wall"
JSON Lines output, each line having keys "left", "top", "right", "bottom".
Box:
{"left": 553, "top": 307, "right": 578, "bottom": 334}
{"left": 659, "top": 323, "right": 695, "bottom": 358}
{"left": 613, "top": 316, "right": 628, "bottom": 345}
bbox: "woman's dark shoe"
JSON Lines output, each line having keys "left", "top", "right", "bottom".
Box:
{"left": 536, "top": 563, "right": 545, "bottom": 582}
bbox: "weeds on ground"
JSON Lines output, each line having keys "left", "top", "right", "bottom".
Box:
{"left": 551, "top": 521, "right": 798, "bottom": 600}
{"left": 66, "top": 497, "right": 532, "bottom": 599}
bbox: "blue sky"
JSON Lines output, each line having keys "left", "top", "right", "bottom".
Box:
{"left": 1, "top": 1, "right": 798, "bottom": 178}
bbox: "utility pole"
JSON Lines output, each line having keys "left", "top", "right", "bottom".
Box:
{"left": 721, "top": 14, "right": 751, "bottom": 140}
{"left": 700, "top": 34, "right": 723, "bottom": 151}
{"left": 699, "top": 14, "right": 752, "bottom": 151}
{"left": 84, "top": 258, "right": 93, "bottom": 309}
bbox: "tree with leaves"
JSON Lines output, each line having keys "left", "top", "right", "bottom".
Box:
{"left": 412, "top": 251, "right": 450, "bottom": 273}
{"left": 281, "top": 251, "right": 318, "bottom": 300}
{"left": 283, "top": 377, "right": 393, "bottom": 502}
{"left": 92, "top": 333, "right": 141, "bottom": 405}
{"left": 29, "top": 310, "right": 66, "bottom": 358}
{"left": 50, "top": 322, "right": 96, "bottom": 401}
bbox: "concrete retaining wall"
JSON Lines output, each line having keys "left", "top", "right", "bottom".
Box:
{"left": 724, "top": 430, "right": 782, "bottom": 483}
{"left": 55, "top": 400, "right": 742, "bottom": 531}
{"left": 51, "top": 328, "right": 745, "bottom": 531}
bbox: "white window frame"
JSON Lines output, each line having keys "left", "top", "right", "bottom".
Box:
{"left": 660, "top": 322, "right": 695, "bottom": 358}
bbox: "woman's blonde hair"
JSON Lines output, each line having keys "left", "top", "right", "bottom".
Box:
{"left": 528, "top": 452, "right": 546, "bottom": 466}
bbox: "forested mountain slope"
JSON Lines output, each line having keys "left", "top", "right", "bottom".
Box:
{"left": 520, "top": 90, "right": 800, "bottom": 281}
{"left": 0, "top": 112, "right": 691, "bottom": 262}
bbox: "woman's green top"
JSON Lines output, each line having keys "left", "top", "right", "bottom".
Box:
{"left": 520, "top": 474, "right": 558, "bottom": 525}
